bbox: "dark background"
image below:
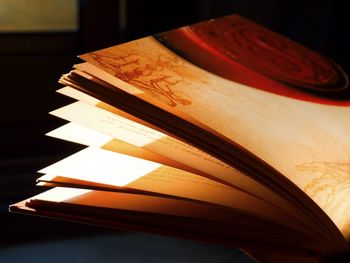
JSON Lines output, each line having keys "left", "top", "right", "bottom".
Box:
{"left": 0, "top": 0, "right": 349, "bottom": 262}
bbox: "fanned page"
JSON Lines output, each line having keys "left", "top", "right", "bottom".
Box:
{"left": 75, "top": 15, "right": 350, "bottom": 246}
{"left": 49, "top": 95, "right": 290, "bottom": 208}
{"left": 51, "top": 95, "right": 329, "bottom": 233}
{"left": 37, "top": 146, "right": 301, "bottom": 231}
{"left": 10, "top": 188, "right": 319, "bottom": 254}
{"left": 49, "top": 88, "right": 336, "bottom": 234}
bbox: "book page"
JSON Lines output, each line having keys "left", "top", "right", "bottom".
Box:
{"left": 38, "top": 147, "right": 313, "bottom": 235}
{"left": 47, "top": 122, "right": 218, "bottom": 177}
{"left": 11, "top": 187, "right": 327, "bottom": 253}
{"left": 37, "top": 147, "right": 267, "bottom": 214}
{"left": 50, "top": 100, "right": 296, "bottom": 212}
{"left": 46, "top": 122, "right": 327, "bottom": 237}
{"left": 80, "top": 34, "right": 350, "bottom": 240}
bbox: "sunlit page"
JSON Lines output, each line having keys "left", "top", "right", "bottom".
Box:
{"left": 40, "top": 147, "right": 161, "bottom": 187}
{"left": 28, "top": 187, "right": 263, "bottom": 224}
{"left": 80, "top": 36, "right": 350, "bottom": 238}
{"left": 38, "top": 147, "right": 301, "bottom": 227}
{"left": 47, "top": 122, "right": 111, "bottom": 147}
{"left": 47, "top": 122, "right": 209, "bottom": 174}
{"left": 50, "top": 101, "right": 284, "bottom": 208}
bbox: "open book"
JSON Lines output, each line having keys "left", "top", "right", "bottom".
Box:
{"left": 10, "top": 15, "right": 350, "bottom": 259}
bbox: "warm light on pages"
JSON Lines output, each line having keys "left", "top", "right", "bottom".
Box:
{"left": 39, "top": 147, "right": 162, "bottom": 187}
{"left": 47, "top": 122, "right": 111, "bottom": 148}
{"left": 50, "top": 101, "right": 167, "bottom": 147}
{"left": 48, "top": 97, "right": 294, "bottom": 212}
{"left": 57, "top": 85, "right": 100, "bottom": 105}
{"left": 33, "top": 187, "right": 92, "bottom": 203}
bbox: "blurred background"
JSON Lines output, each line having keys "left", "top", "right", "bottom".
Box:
{"left": 0, "top": 0, "right": 349, "bottom": 262}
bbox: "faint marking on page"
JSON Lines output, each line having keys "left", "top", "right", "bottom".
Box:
{"left": 296, "top": 160, "right": 350, "bottom": 233}
{"left": 85, "top": 43, "right": 193, "bottom": 107}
